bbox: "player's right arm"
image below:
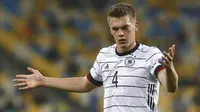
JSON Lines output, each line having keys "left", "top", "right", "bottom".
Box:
{"left": 13, "top": 67, "right": 96, "bottom": 93}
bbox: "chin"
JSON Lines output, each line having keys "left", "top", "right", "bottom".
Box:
{"left": 119, "top": 44, "right": 129, "bottom": 49}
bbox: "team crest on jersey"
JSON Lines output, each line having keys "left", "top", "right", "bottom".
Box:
{"left": 124, "top": 57, "right": 135, "bottom": 67}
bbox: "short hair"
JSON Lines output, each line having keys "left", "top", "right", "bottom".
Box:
{"left": 108, "top": 3, "right": 136, "bottom": 20}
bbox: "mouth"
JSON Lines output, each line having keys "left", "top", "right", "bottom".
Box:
{"left": 118, "top": 39, "right": 127, "bottom": 44}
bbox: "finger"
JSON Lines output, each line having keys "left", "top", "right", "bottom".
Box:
{"left": 169, "top": 48, "right": 173, "bottom": 57}
{"left": 163, "top": 51, "right": 172, "bottom": 62}
{"left": 13, "top": 79, "right": 26, "bottom": 82}
{"left": 16, "top": 75, "right": 27, "bottom": 79}
{"left": 14, "top": 83, "right": 27, "bottom": 87}
{"left": 168, "top": 47, "right": 173, "bottom": 57}
{"left": 27, "top": 67, "right": 36, "bottom": 73}
{"left": 19, "top": 86, "right": 29, "bottom": 90}
{"left": 172, "top": 44, "right": 175, "bottom": 57}
{"left": 161, "top": 56, "right": 170, "bottom": 64}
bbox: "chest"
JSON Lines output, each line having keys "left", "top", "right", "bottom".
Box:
{"left": 99, "top": 56, "right": 155, "bottom": 86}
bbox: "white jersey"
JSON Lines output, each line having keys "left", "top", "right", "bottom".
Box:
{"left": 87, "top": 42, "right": 164, "bottom": 112}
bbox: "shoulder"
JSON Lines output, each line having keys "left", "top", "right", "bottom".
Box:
{"left": 138, "top": 43, "right": 163, "bottom": 62}
{"left": 99, "top": 44, "right": 116, "bottom": 53}
{"left": 96, "top": 44, "right": 116, "bottom": 60}
{"left": 138, "top": 43, "right": 162, "bottom": 55}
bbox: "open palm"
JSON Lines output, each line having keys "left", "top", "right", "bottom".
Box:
{"left": 13, "top": 67, "right": 45, "bottom": 90}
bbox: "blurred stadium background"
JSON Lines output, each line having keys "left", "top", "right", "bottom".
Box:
{"left": 0, "top": 0, "right": 200, "bottom": 112}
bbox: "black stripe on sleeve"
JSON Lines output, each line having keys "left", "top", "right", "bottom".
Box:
{"left": 86, "top": 72, "right": 103, "bottom": 87}
{"left": 154, "top": 65, "right": 164, "bottom": 77}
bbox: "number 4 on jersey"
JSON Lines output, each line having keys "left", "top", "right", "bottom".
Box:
{"left": 112, "top": 71, "right": 118, "bottom": 87}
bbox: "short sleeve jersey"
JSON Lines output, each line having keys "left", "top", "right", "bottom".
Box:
{"left": 86, "top": 42, "right": 164, "bottom": 112}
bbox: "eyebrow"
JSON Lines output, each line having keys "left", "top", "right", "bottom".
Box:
{"left": 111, "top": 24, "right": 129, "bottom": 29}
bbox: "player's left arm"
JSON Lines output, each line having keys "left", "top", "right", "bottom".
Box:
{"left": 157, "top": 45, "right": 178, "bottom": 93}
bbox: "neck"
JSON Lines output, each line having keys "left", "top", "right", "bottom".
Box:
{"left": 117, "top": 41, "right": 136, "bottom": 53}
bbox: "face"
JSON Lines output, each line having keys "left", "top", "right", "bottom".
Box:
{"left": 108, "top": 15, "right": 138, "bottom": 51}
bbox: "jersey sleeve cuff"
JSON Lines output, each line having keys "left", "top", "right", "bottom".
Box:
{"left": 154, "top": 65, "right": 164, "bottom": 77}
{"left": 86, "top": 72, "right": 103, "bottom": 87}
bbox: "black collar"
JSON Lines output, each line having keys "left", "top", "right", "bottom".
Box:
{"left": 115, "top": 42, "right": 139, "bottom": 56}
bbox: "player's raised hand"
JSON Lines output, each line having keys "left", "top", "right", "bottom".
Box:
{"left": 159, "top": 44, "right": 176, "bottom": 69}
{"left": 13, "top": 67, "right": 45, "bottom": 90}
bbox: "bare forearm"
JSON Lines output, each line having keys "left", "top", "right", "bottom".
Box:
{"left": 41, "top": 76, "right": 93, "bottom": 93}
{"left": 166, "top": 67, "right": 178, "bottom": 92}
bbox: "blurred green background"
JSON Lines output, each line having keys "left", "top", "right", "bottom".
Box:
{"left": 0, "top": 0, "right": 200, "bottom": 112}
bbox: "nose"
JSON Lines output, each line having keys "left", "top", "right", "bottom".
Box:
{"left": 117, "top": 29, "right": 124, "bottom": 37}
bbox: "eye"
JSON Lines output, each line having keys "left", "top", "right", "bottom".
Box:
{"left": 112, "top": 27, "right": 119, "bottom": 31}
{"left": 122, "top": 25, "right": 128, "bottom": 30}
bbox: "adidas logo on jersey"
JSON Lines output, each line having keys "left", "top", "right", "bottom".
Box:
{"left": 105, "top": 64, "right": 109, "bottom": 69}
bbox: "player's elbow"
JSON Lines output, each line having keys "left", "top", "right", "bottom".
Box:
{"left": 167, "top": 80, "right": 178, "bottom": 93}
{"left": 167, "top": 86, "right": 177, "bottom": 93}
{"left": 167, "top": 89, "right": 176, "bottom": 93}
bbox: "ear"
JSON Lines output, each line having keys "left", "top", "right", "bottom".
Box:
{"left": 135, "top": 20, "right": 139, "bottom": 31}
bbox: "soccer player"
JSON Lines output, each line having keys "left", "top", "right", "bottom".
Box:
{"left": 13, "top": 3, "right": 178, "bottom": 112}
